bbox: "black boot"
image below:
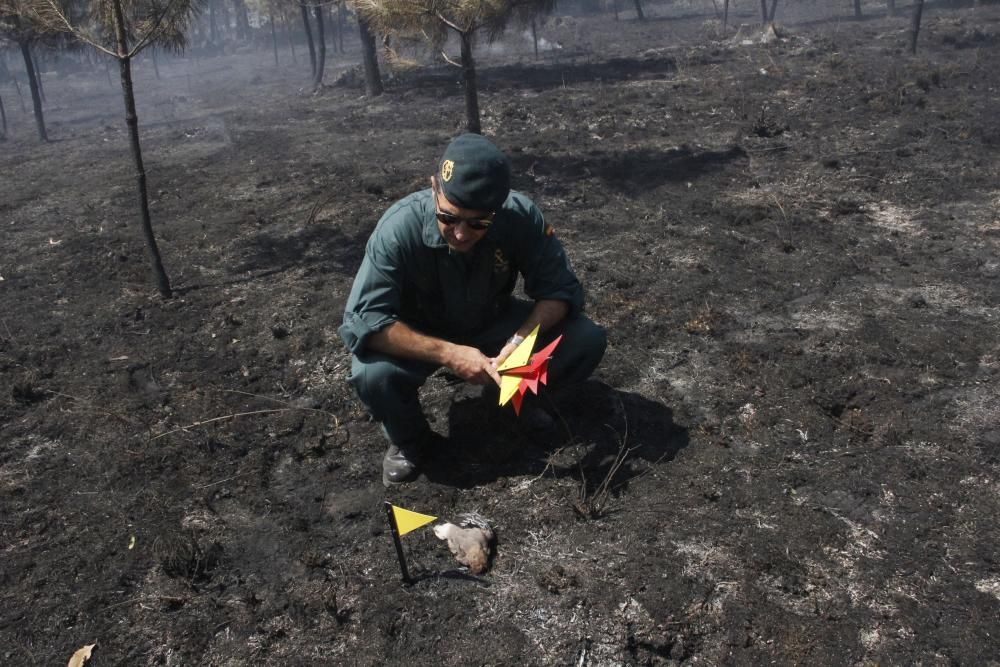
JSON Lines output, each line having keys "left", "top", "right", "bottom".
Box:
{"left": 382, "top": 443, "right": 421, "bottom": 487}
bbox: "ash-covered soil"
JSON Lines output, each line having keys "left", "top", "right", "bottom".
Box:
{"left": 2, "top": 1, "right": 999, "bottom": 664}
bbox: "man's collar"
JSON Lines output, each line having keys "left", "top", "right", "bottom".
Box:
{"left": 420, "top": 189, "right": 449, "bottom": 248}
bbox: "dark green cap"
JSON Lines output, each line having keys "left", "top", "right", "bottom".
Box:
{"left": 438, "top": 133, "right": 511, "bottom": 212}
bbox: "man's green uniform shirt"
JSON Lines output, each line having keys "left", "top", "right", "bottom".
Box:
{"left": 339, "top": 189, "right": 584, "bottom": 355}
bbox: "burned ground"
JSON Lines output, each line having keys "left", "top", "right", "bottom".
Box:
{"left": 1, "top": 1, "right": 999, "bottom": 664}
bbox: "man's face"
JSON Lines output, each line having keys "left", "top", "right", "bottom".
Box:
{"left": 431, "top": 176, "right": 492, "bottom": 253}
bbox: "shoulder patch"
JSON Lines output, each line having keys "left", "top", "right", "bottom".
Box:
{"left": 544, "top": 223, "right": 555, "bottom": 237}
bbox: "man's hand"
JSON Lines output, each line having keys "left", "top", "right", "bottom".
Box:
{"left": 447, "top": 344, "right": 502, "bottom": 386}
{"left": 489, "top": 340, "right": 521, "bottom": 370}
{"left": 489, "top": 299, "right": 570, "bottom": 370}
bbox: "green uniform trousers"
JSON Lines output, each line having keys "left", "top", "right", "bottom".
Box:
{"left": 348, "top": 299, "right": 607, "bottom": 450}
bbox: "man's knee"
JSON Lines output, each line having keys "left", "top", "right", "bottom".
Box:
{"left": 552, "top": 315, "right": 606, "bottom": 384}
{"left": 349, "top": 354, "right": 428, "bottom": 410}
{"left": 573, "top": 317, "right": 607, "bottom": 374}
{"left": 577, "top": 317, "right": 607, "bottom": 360}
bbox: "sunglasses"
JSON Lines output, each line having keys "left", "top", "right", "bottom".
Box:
{"left": 433, "top": 181, "right": 494, "bottom": 231}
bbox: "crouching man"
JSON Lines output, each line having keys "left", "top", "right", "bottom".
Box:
{"left": 338, "top": 134, "right": 606, "bottom": 486}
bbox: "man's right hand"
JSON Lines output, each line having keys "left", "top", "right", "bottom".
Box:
{"left": 446, "top": 344, "right": 502, "bottom": 386}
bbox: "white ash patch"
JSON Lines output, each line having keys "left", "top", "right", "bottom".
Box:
{"left": 24, "top": 436, "right": 60, "bottom": 461}
{"left": 858, "top": 281, "right": 995, "bottom": 320}
{"left": 872, "top": 486, "right": 898, "bottom": 524}
{"left": 672, "top": 539, "right": 738, "bottom": 580}
{"left": 864, "top": 201, "right": 924, "bottom": 237}
{"left": 860, "top": 625, "right": 883, "bottom": 652}
{"left": 481, "top": 528, "right": 644, "bottom": 665}
{"left": 975, "top": 578, "right": 1000, "bottom": 601}
{"left": 946, "top": 383, "right": 1000, "bottom": 435}
{"left": 979, "top": 351, "right": 1000, "bottom": 369}
{"left": 788, "top": 300, "right": 861, "bottom": 332}
{"left": 0, "top": 436, "right": 61, "bottom": 493}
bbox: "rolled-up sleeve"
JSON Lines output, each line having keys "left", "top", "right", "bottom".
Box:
{"left": 515, "top": 200, "right": 585, "bottom": 317}
{"left": 338, "top": 230, "right": 405, "bottom": 355}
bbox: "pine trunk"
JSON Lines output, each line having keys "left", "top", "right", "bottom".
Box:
{"left": 760, "top": 0, "right": 768, "bottom": 22}
{"left": 13, "top": 77, "right": 27, "bottom": 113}
{"left": 854, "top": 0, "right": 863, "bottom": 19}
{"left": 910, "top": 0, "right": 924, "bottom": 53}
{"left": 285, "top": 14, "right": 297, "bottom": 63}
{"left": 459, "top": 31, "right": 481, "bottom": 134}
{"left": 31, "top": 44, "right": 46, "bottom": 104}
{"left": 723, "top": 0, "right": 729, "bottom": 31}
{"left": 0, "top": 92, "right": 7, "bottom": 139}
{"left": 337, "top": 2, "right": 345, "bottom": 53}
{"left": 633, "top": 0, "right": 645, "bottom": 20}
{"left": 209, "top": 0, "right": 218, "bottom": 46}
{"left": 887, "top": 0, "right": 896, "bottom": 16}
{"left": 300, "top": 2, "right": 317, "bottom": 80}
{"left": 358, "top": 17, "right": 383, "bottom": 97}
{"left": 111, "top": 0, "right": 172, "bottom": 297}
{"left": 234, "top": 0, "right": 251, "bottom": 41}
{"left": 331, "top": 4, "right": 340, "bottom": 54}
{"left": 769, "top": 0, "right": 778, "bottom": 22}
{"left": 151, "top": 50, "right": 161, "bottom": 79}
{"left": 270, "top": 12, "right": 280, "bottom": 65}
{"left": 531, "top": 19, "right": 539, "bottom": 59}
{"left": 313, "top": 5, "right": 326, "bottom": 89}
{"left": 19, "top": 40, "right": 47, "bottom": 142}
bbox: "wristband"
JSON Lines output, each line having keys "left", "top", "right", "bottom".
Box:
{"left": 507, "top": 334, "right": 525, "bottom": 347}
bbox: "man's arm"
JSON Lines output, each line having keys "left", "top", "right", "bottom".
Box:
{"left": 368, "top": 321, "right": 501, "bottom": 386}
{"left": 490, "top": 298, "right": 569, "bottom": 368}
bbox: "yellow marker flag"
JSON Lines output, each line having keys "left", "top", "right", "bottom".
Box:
{"left": 497, "top": 324, "right": 540, "bottom": 372}
{"left": 498, "top": 325, "right": 541, "bottom": 406}
{"left": 391, "top": 505, "right": 437, "bottom": 536}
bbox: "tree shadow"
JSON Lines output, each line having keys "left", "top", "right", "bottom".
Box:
{"left": 512, "top": 145, "right": 747, "bottom": 195}
{"left": 232, "top": 223, "right": 369, "bottom": 277}
{"left": 423, "top": 380, "right": 688, "bottom": 491}
{"left": 392, "top": 53, "right": 677, "bottom": 96}
{"left": 784, "top": 4, "right": 967, "bottom": 30}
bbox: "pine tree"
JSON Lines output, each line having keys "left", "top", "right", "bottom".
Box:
{"left": 354, "top": 0, "right": 555, "bottom": 133}
{"left": 0, "top": 1, "right": 49, "bottom": 140}
{"left": 26, "top": 0, "right": 202, "bottom": 297}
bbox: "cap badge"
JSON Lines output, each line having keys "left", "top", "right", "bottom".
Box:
{"left": 441, "top": 160, "right": 455, "bottom": 182}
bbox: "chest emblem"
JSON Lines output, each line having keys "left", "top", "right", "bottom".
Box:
{"left": 494, "top": 249, "right": 510, "bottom": 274}
{"left": 441, "top": 160, "right": 455, "bottom": 182}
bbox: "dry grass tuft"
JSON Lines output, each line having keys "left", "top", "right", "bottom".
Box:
{"left": 685, "top": 304, "right": 721, "bottom": 335}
